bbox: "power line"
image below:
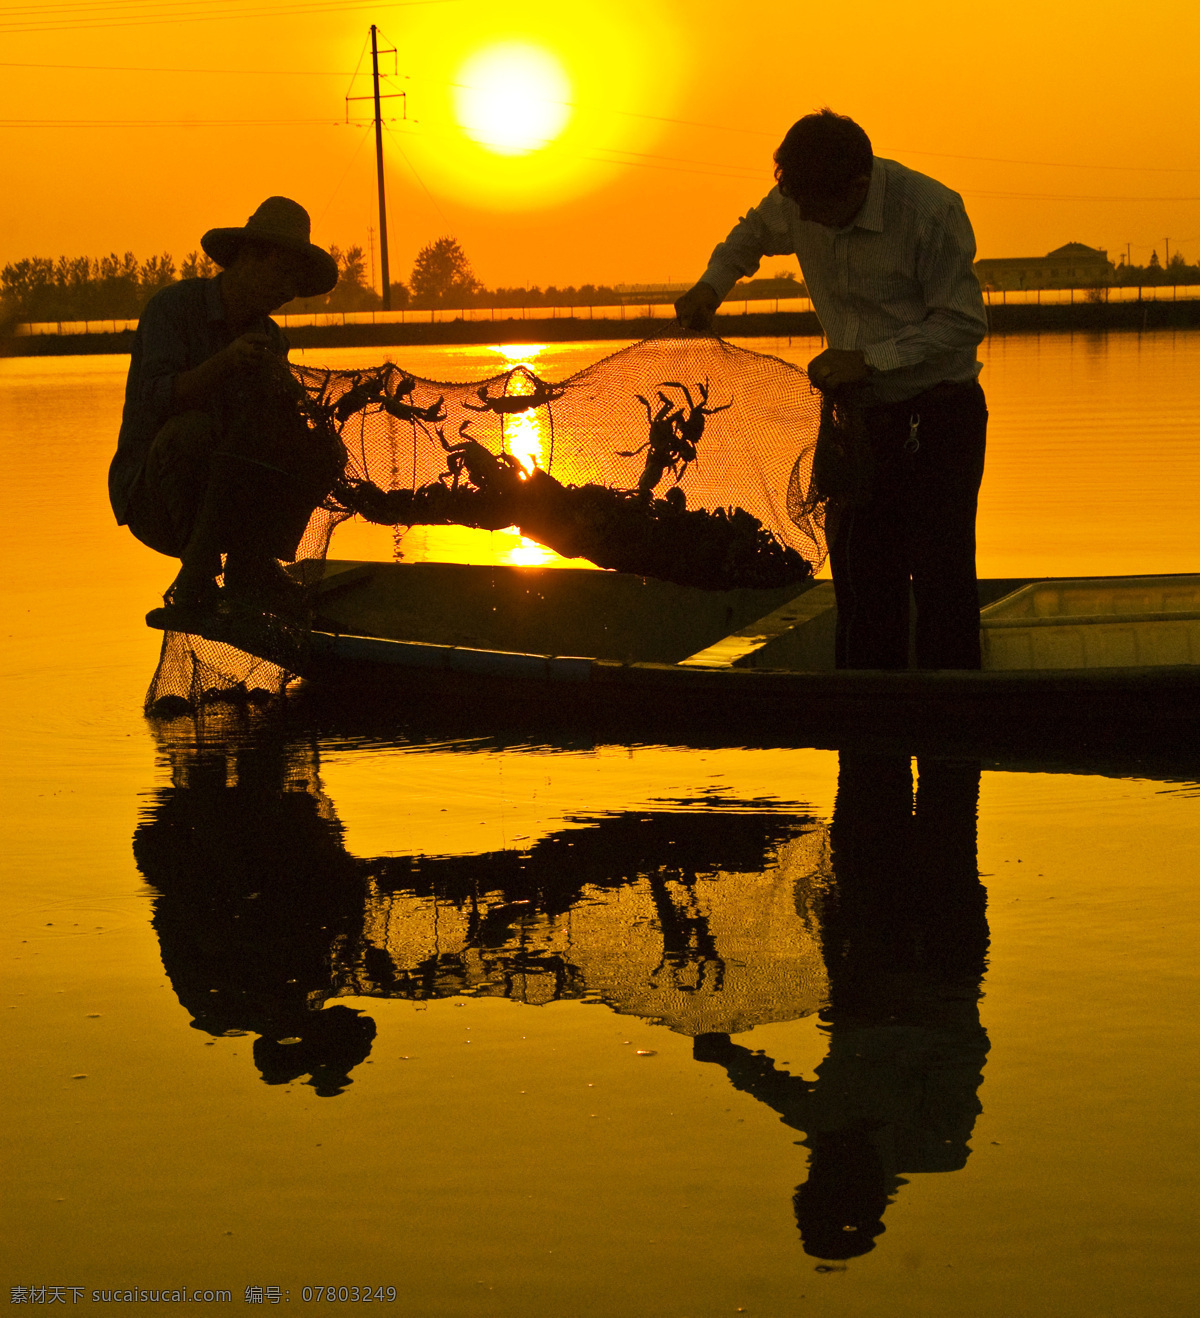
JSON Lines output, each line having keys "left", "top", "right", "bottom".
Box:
{"left": 0, "top": 116, "right": 352, "bottom": 127}
{"left": 0, "top": 0, "right": 461, "bottom": 35}
{"left": 382, "top": 121, "right": 453, "bottom": 230}
{"left": 961, "top": 188, "right": 1200, "bottom": 202}
{"left": 0, "top": 59, "right": 359, "bottom": 75}
{"left": 312, "top": 113, "right": 373, "bottom": 230}
{"left": 1, "top": 53, "right": 1197, "bottom": 189}
{"left": 4, "top": 49, "right": 1200, "bottom": 181}
{"left": 883, "top": 145, "right": 1200, "bottom": 176}
{"left": 0, "top": 0, "right": 448, "bottom": 16}
{"left": 0, "top": 102, "right": 1196, "bottom": 203}
{"left": 0, "top": 0, "right": 239, "bottom": 15}
{"left": 341, "top": 31, "right": 370, "bottom": 104}
{"left": 383, "top": 118, "right": 1200, "bottom": 200}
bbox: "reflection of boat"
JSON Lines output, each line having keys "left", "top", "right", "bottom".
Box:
{"left": 357, "top": 821, "right": 829, "bottom": 1036}
{"left": 134, "top": 734, "right": 831, "bottom": 1074}
{"left": 149, "top": 561, "right": 1200, "bottom": 747}
{"left": 134, "top": 729, "right": 990, "bottom": 1259}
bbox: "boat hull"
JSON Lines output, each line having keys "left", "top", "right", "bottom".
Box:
{"left": 149, "top": 560, "right": 1200, "bottom": 754}
{"left": 300, "top": 627, "right": 1200, "bottom": 751}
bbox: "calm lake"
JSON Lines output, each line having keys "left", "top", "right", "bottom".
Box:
{"left": 2, "top": 330, "right": 1198, "bottom": 1316}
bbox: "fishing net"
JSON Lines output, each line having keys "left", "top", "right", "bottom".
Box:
{"left": 146, "top": 334, "right": 827, "bottom": 716}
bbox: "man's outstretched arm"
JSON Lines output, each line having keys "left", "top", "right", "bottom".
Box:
{"left": 676, "top": 189, "right": 795, "bottom": 331}
{"left": 674, "top": 280, "right": 722, "bottom": 331}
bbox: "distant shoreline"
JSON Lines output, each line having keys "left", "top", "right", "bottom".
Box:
{"left": 4, "top": 297, "right": 1198, "bottom": 357}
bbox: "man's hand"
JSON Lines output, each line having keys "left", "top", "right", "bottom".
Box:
{"left": 807, "top": 348, "right": 870, "bottom": 391}
{"left": 173, "top": 333, "right": 276, "bottom": 407}
{"left": 675, "top": 281, "right": 721, "bottom": 332}
{"left": 224, "top": 332, "right": 274, "bottom": 370}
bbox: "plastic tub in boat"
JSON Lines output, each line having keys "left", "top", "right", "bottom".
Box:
{"left": 980, "top": 576, "right": 1200, "bottom": 670}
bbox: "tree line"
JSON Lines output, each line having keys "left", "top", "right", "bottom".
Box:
{"left": 1113, "top": 251, "right": 1200, "bottom": 286}
{"left": 0, "top": 245, "right": 374, "bottom": 325}
{"left": 13, "top": 230, "right": 1187, "bottom": 326}
{"left": 0, "top": 235, "right": 640, "bottom": 326}
{"left": 1, "top": 250, "right": 188, "bottom": 325}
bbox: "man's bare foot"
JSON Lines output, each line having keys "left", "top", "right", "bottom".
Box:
{"left": 162, "top": 567, "right": 222, "bottom": 613}
{"left": 223, "top": 554, "right": 308, "bottom": 619}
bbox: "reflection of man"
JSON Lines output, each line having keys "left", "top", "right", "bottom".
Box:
{"left": 133, "top": 738, "right": 375, "bottom": 1097}
{"left": 694, "top": 752, "right": 989, "bottom": 1261}
{"left": 676, "top": 110, "right": 989, "bottom": 669}
{"left": 110, "top": 197, "right": 341, "bottom": 624}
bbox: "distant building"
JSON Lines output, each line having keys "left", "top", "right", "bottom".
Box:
{"left": 974, "top": 243, "right": 1115, "bottom": 291}
{"left": 613, "top": 282, "right": 692, "bottom": 298}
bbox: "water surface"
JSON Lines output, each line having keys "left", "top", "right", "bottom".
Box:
{"left": 2, "top": 331, "right": 1198, "bottom": 1316}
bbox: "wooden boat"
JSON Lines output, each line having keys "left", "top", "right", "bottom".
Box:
{"left": 150, "top": 560, "right": 1200, "bottom": 752}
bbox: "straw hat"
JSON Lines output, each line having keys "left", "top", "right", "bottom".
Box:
{"left": 201, "top": 196, "right": 339, "bottom": 298}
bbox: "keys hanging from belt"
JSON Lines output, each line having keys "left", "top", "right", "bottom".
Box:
{"left": 905, "top": 413, "right": 921, "bottom": 454}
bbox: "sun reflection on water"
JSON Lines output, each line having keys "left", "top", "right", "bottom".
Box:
{"left": 487, "top": 347, "right": 567, "bottom": 565}
{"left": 503, "top": 408, "right": 546, "bottom": 475}
{"left": 381, "top": 343, "right": 590, "bottom": 570}
{"left": 492, "top": 343, "right": 552, "bottom": 474}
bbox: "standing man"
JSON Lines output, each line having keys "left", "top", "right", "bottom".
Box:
{"left": 111, "top": 196, "right": 341, "bottom": 624}
{"left": 676, "top": 110, "right": 989, "bottom": 670}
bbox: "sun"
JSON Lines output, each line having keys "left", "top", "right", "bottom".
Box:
{"left": 400, "top": 2, "right": 686, "bottom": 210}
{"left": 453, "top": 43, "right": 572, "bottom": 156}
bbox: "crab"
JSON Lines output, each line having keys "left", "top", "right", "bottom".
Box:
{"left": 619, "top": 392, "right": 691, "bottom": 498}
{"left": 658, "top": 378, "right": 732, "bottom": 445}
{"left": 617, "top": 379, "right": 732, "bottom": 497}
{"left": 460, "top": 369, "right": 568, "bottom": 473}
{"left": 381, "top": 387, "right": 447, "bottom": 426}
{"left": 437, "top": 422, "right": 527, "bottom": 492}
{"left": 380, "top": 363, "right": 417, "bottom": 395}
{"left": 461, "top": 374, "right": 567, "bottom": 416}
{"left": 331, "top": 373, "right": 387, "bottom": 426}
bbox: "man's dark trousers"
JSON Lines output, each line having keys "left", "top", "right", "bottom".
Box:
{"left": 830, "top": 380, "right": 988, "bottom": 670}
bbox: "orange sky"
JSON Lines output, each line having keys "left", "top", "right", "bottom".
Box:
{"left": 2, "top": 0, "right": 1198, "bottom": 289}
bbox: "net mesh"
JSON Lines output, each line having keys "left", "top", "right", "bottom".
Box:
{"left": 147, "top": 334, "right": 826, "bottom": 716}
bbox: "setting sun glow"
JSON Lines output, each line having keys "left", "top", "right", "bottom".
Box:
{"left": 454, "top": 44, "right": 571, "bottom": 156}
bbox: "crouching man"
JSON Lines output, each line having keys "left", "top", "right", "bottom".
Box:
{"left": 109, "top": 196, "right": 341, "bottom": 625}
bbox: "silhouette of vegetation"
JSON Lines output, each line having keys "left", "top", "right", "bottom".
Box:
{"left": 484, "top": 282, "right": 630, "bottom": 308}
{"left": 1, "top": 250, "right": 178, "bottom": 323}
{"left": 409, "top": 236, "right": 482, "bottom": 308}
{"left": 21, "top": 229, "right": 1191, "bottom": 331}
{"left": 0, "top": 242, "right": 401, "bottom": 325}
{"left": 287, "top": 245, "right": 406, "bottom": 315}
{"left": 1114, "top": 250, "right": 1200, "bottom": 287}
{"left": 180, "top": 251, "right": 219, "bottom": 281}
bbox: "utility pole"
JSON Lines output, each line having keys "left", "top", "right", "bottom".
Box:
{"left": 371, "top": 25, "right": 392, "bottom": 309}
{"left": 1165, "top": 237, "right": 1170, "bottom": 268}
{"left": 347, "top": 26, "right": 402, "bottom": 310}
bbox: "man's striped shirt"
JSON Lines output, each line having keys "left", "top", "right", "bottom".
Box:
{"left": 700, "top": 157, "right": 988, "bottom": 404}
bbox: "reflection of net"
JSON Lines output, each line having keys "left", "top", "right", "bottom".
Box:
{"left": 147, "top": 335, "right": 826, "bottom": 716}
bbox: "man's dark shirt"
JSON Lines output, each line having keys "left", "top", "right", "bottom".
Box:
{"left": 109, "top": 275, "right": 288, "bottom": 525}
